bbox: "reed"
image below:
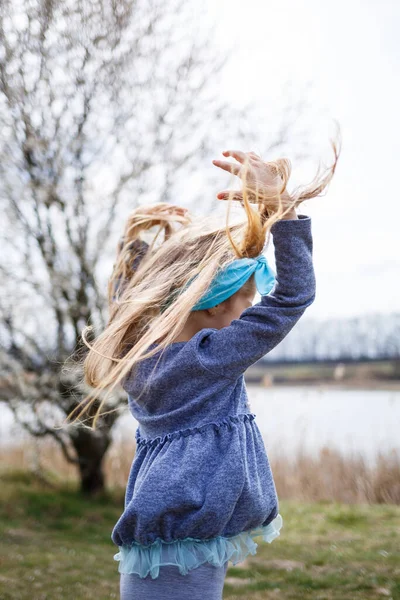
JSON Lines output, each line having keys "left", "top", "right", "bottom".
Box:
{"left": 272, "top": 444, "right": 400, "bottom": 504}
{"left": 2, "top": 437, "right": 399, "bottom": 504}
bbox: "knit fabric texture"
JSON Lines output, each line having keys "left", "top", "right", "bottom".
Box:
{"left": 111, "top": 213, "right": 315, "bottom": 578}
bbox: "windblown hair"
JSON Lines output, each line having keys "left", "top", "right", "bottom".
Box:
{"left": 72, "top": 133, "right": 341, "bottom": 427}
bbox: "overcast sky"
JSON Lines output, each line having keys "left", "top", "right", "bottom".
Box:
{"left": 202, "top": 0, "right": 400, "bottom": 320}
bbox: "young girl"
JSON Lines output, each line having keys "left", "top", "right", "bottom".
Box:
{"left": 79, "top": 143, "right": 339, "bottom": 599}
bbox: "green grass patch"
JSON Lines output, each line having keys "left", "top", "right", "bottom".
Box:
{"left": 0, "top": 470, "right": 399, "bottom": 599}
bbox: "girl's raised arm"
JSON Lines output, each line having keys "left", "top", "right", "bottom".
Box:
{"left": 193, "top": 213, "right": 315, "bottom": 381}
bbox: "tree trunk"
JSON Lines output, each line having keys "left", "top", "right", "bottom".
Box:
{"left": 71, "top": 427, "right": 111, "bottom": 496}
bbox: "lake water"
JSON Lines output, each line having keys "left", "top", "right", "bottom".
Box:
{"left": 1, "top": 386, "right": 399, "bottom": 460}
{"left": 246, "top": 385, "right": 400, "bottom": 460}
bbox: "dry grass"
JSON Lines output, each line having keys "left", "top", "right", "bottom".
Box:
{"left": 2, "top": 437, "right": 400, "bottom": 504}
{"left": 273, "top": 446, "right": 400, "bottom": 504}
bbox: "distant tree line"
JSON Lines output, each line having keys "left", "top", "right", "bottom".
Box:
{"left": 260, "top": 313, "right": 400, "bottom": 362}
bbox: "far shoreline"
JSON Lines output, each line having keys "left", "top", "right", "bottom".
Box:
{"left": 245, "top": 379, "right": 400, "bottom": 391}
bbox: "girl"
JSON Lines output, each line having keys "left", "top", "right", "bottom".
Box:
{"left": 79, "top": 143, "right": 339, "bottom": 599}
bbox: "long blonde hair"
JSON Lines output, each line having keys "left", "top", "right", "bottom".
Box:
{"left": 72, "top": 135, "right": 340, "bottom": 427}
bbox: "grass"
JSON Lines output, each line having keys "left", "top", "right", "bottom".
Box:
{"left": 0, "top": 471, "right": 399, "bottom": 599}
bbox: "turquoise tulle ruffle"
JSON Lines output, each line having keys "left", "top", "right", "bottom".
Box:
{"left": 114, "top": 513, "right": 283, "bottom": 579}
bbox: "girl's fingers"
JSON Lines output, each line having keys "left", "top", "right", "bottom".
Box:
{"left": 217, "top": 191, "right": 260, "bottom": 203}
{"left": 221, "top": 149, "right": 248, "bottom": 163}
{"left": 212, "top": 159, "right": 242, "bottom": 176}
{"left": 216, "top": 191, "right": 244, "bottom": 201}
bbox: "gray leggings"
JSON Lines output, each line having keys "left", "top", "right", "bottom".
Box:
{"left": 120, "top": 561, "right": 229, "bottom": 600}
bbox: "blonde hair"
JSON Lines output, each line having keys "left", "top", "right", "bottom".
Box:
{"left": 71, "top": 134, "right": 341, "bottom": 427}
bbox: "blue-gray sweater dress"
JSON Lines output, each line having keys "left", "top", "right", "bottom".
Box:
{"left": 111, "top": 213, "right": 315, "bottom": 579}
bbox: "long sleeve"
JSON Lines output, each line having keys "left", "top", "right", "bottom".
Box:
{"left": 111, "top": 238, "right": 150, "bottom": 302}
{"left": 193, "top": 213, "right": 315, "bottom": 381}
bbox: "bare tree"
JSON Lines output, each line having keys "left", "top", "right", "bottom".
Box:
{"left": 0, "top": 0, "right": 300, "bottom": 494}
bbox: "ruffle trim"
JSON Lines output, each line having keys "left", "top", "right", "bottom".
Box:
{"left": 114, "top": 513, "right": 283, "bottom": 579}
{"left": 135, "top": 412, "right": 257, "bottom": 449}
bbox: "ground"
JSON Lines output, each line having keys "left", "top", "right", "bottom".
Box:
{"left": 0, "top": 471, "right": 399, "bottom": 599}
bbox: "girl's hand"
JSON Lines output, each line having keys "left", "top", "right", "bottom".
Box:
{"left": 212, "top": 150, "right": 293, "bottom": 214}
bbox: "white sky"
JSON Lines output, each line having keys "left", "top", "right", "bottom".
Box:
{"left": 202, "top": 0, "right": 400, "bottom": 320}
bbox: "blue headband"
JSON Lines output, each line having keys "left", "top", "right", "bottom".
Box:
{"left": 192, "top": 254, "right": 276, "bottom": 311}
